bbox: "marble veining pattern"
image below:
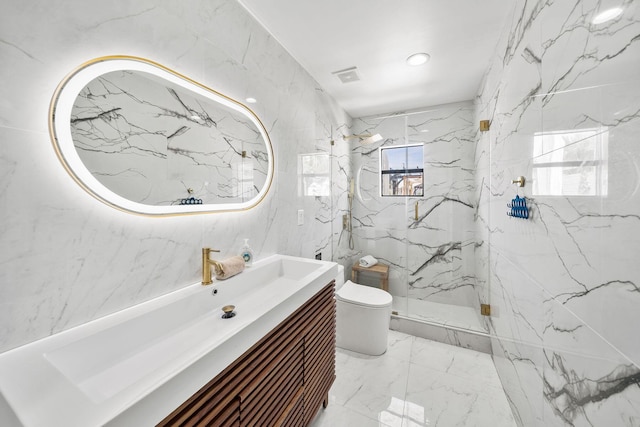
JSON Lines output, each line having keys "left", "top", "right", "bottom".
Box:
{"left": 350, "top": 102, "right": 481, "bottom": 319}
{"left": 2, "top": 1, "right": 640, "bottom": 425}
{"left": 475, "top": 0, "right": 640, "bottom": 425}
{"left": 0, "top": 0, "right": 351, "bottom": 353}
{"left": 72, "top": 69, "right": 268, "bottom": 205}
{"left": 310, "top": 330, "right": 516, "bottom": 427}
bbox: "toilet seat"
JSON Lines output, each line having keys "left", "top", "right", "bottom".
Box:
{"left": 336, "top": 280, "right": 392, "bottom": 308}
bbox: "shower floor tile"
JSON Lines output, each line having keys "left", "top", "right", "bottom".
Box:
{"left": 310, "top": 330, "right": 516, "bottom": 427}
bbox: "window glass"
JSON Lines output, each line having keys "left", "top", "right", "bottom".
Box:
{"left": 380, "top": 144, "right": 424, "bottom": 196}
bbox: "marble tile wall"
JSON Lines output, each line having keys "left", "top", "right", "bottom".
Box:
{"left": 0, "top": 0, "right": 351, "bottom": 353}
{"left": 4, "top": 2, "right": 640, "bottom": 425}
{"left": 71, "top": 68, "right": 269, "bottom": 205}
{"left": 475, "top": 0, "right": 640, "bottom": 425}
{"left": 350, "top": 102, "right": 479, "bottom": 313}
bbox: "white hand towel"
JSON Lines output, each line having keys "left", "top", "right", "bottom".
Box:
{"left": 359, "top": 255, "right": 378, "bottom": 268}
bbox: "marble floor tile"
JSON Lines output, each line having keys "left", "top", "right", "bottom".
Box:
{"left": 309, "top": 402, "right": 393, "bottom": 427}
{"left": 310, "top": 330, "right": 516, "bottom": 427}
{"left": 332, "top": 350, "right": 410, "bottom": 418}
{"left": 410, "top": 336, "right": 503, "bottom": 389}
{"left": 403, "top": 363, "right": 515, "bottom": 427}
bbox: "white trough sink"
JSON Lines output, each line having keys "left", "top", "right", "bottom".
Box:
{"left": 0, "top": 255, "right": 337, "bottom": 427}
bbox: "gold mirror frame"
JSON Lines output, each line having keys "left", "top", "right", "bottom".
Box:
{"left": 48, "top": 55, "right": 274, "bottom": 216}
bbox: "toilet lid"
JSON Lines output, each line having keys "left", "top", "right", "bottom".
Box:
{"left": 336, "top": 280, "right": 392, "bottom": 308}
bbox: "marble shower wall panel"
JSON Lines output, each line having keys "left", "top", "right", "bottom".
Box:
{"left": 487, "top": 252, "right": 544, "bottom": 427}
{"left": 489, "top": 250, "right": 640, "bottom": 426}
{"left": 543, "top": 298, "right": 640, "bottom": 426}
{"left": 488, "top": 253, "right": 545, "bottom": 356}
{"left": 351, "top": 103, "right": 477, "bottom": 309}
{"left": 350, "top": 115, "right": 409, "bottom": 296}
{"left": 538, "top": 0, "right": 640, "bottom": 365}
{"left": 490, "top": 336, "right": 544, "bottom": 427}
{"left": 540, "top": 268, "right": 640, "bottom": 425}
{"left": 0, "top": 0, "right": 350, "bottom": 353}
{"left": 475, "top": 0, "right": 640, "bottom": 425}
{"left": 407, "top": 103, "right": 477, "bottom": 307}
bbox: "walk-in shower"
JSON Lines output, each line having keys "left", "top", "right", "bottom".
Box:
{"left": 345, "top": 102, "right": 487, "bottom": 342}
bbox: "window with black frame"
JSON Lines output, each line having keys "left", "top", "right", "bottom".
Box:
{"left": 380, "top": 144, "right": 424, "bottom": 196}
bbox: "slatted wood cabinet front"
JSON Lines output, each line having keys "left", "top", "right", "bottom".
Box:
{"left": 158, "top": 282, "right": 336, "bottom": 427}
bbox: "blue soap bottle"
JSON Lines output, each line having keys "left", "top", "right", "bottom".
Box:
{"left": 240, "top": 238, "right": 254, "bottom": 267}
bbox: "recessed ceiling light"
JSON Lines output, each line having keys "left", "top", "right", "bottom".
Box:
{"left": 592, "top": 7, "right": 623, "bottom": 24}
{"left": 246, "top": 97, "right": 257, "bottom": 104}
{"left": 406, "top": 53, "right": 430, "bottom": 67}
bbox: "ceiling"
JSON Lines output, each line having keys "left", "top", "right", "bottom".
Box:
{"left": 238, "top": 0, "right": 513, "bottom": 118}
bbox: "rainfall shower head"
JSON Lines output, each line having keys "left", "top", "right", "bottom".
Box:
{"left": 342, "top": 133, "right": 383, "bottom": 145}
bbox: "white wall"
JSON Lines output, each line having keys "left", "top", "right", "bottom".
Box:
{"left": 475, "top": 0, "right": 640, "bottom": 425}
{"left": 0, "top": 0, "right": 351, "bottom": 353}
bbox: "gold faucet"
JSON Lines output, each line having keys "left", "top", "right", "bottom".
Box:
{"left": 202, "top": 247, "right": 224, "bottom": 285}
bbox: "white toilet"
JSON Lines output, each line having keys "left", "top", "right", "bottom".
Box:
{"left": 334, "top": 265, "right": 393, "bottom": 356}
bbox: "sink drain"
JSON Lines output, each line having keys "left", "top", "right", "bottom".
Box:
{"left": 221, "top": 305, "right": 236, "bottom": 319}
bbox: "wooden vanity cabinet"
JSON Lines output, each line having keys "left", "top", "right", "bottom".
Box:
{"left": 158, "top": 282, "right": 336, "bottom": 427}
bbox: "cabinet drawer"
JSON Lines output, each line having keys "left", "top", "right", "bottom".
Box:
{"left": 158, "top": 282, "right": 335, "bottom": 427}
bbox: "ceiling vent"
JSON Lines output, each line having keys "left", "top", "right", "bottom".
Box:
{"left": 332, "top": 66, "right": 360, "bottom": 83}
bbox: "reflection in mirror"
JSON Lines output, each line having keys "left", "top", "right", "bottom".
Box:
{"left": 298, "top": 153, "right": 330, "bottom": 196}
{"left": 532, "top": 128, "right": 608, "bottom": 196}
{"left": 49, "top": 56, "right": 274, "bottom": 215}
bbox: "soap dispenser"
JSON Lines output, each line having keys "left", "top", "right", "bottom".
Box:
{"left": 240, "top": 238, "right": 254, "bottom": 267}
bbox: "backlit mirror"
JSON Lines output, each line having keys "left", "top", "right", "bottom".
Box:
{"left": 49, "top": 56, "right": 274, "bottom": 215}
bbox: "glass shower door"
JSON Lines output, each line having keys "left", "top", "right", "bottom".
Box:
{"left": 350, "top": 114, "right": 409, "bottom": 317}
{"left": 404, "top": 107, "right": 486, "bottom": 333}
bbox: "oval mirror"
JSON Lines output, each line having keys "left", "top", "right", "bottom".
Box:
{"left": 49, "top": 56, "right": 274, "bottom": 215}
